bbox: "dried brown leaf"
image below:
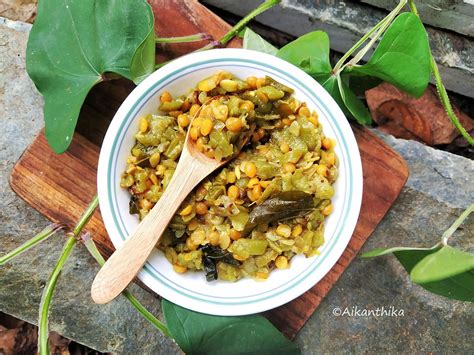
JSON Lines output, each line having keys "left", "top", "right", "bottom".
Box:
{"left": 0, "top": 312, "right": 37, "bottom": 354}
{"left": 0, "top": 0, "right": 37, "bottom": 23}
{"left": 365, "top": 83, "right": 474, "bottom": 145}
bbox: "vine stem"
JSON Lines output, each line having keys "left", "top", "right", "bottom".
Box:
{"left": 430, "top": 55, "right": 474, "bottom": 146}
{"left": 38, "top": 197, "right": 99, "bottom": 355}
{"left": 408, "top": 0, "right": 473, "bottom": 146}
{"left": 332, "top": 2, "right": 400, "bottom": 73}
{"left": 122, "top": 290, "right": 171, "bottom": 337}
{"left": 0, "top": 224, "right": 63, "bottom": 266}
{"left": 219, "top": 0, "right": 280, "bottom": 46}
{"left": 154, "top": 0, "right": 281, "bottom": 69}
{"left": 343, "top": 0, "right": 407, "bottom": 70}
{"left": 81, "top": 232, "right": 171, "bottom": 338}
{"left": 441, "top": 204, "right": 474, "bottom": 246}
{"left": 155, "top": 33, "right": 211, "bottom": 44}
{"left": 38, "top": 236, "right": 76, "bottom": 355}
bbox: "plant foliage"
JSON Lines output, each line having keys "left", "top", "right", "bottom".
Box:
{"left": 162, "top": 299, "right": 300, "bottom": 355}
{"left": 362, "top": 204, "right": 474, "bottom": 302}
{"left": 26, "top": 0, "right": 154, "bottom": 153}
{"left": 244, "top": 13, "right": 430, "bottom": 126}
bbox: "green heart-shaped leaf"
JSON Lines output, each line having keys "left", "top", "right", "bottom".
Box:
{"left": 243, "top": 28, "right": 278, "bottom": 55}
{"left": 410, "top": 246, "right": 474, "bottom": 283}
{"left": 362, "top": 245, "right": 474, "bottom": 302}
{"left": 318, "top": 74, "right": 372, "bottom": 125}
{"left": 277, "top": 31, "right": 332, "bottom": 81}
{"left": 337, "top": 76, "right": 372, "bottom": 125}
{"left": 350, "top": 12, "right": 430, "bottom": 97}
{"left": 130, "top": 16, "right": 157, "bottom": 85}
{"left": 319, "top": 74, "right": 346, "bottom": 114}
{"left": 162, "top": 299, "right": 300, "bottom": 355}
{"left": 26, "top": 0, "right": 154, "bottom": 153}
{"left": 347, "top": 75, "right": 382, "bottom": 97}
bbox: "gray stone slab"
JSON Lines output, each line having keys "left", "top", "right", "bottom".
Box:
{"left": 375, "top": 132, "right": 474, "bottom": 209}
{"left": 1, "top": 16, "right": 473, "bottom": 354}
{"left": 0, "top": 17, "right": 178, "bottom": 354}
{"left": 296, "top": 189, "right": 474, "bottom": 353}
{"left": 203, "top": 0, "right": 474, "bottom": 98}
{"left": 296, "top": 135, "right": 474, "bottom": 354}
{"left": 362, "top": 0, "right": 474, "bottom": 37}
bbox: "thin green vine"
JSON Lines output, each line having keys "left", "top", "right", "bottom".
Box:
{"left": 334, "top": 0, "right": 406, "bottom": 73}
{"left": 81, "top": 232, "right": 171, "bottom": 338}
{"left": 219, "top": 0, "right": 280, "bottom": 46}
{"left": 441, "top": 203, "right": 474, "bottom": 246}
{"left": 0, "top": 224, "right": 62, "bottom": 266}
{"left": 332, "top": 15, "right": 388, "bottom": 73}
{"left": 345, "top": 0, "right": 407, "bottom": 69}
{"left": 122, "top": 290, "right": 171, "bottom": 337}
{"left": 72, "top": 197, "right": 99, "bottom": 235}
{"left": 38, "top": 197, "right": 99, "bottom": 354}
{"left": 38, "top": 235, "right": 76, "bottom": 355}
{"left": 408, "top": 0, "right": 418, "bottom": 15}
{"left": 1, "top": 194, "right": 172, "bottom": 346}
{"left": 408, "top": 0, "right": 473, "bottom": 146}
{"left": 154, "top": 0, "right": 281, "bottom": 69}
{"left": 429, "top": 56, "right": 474, "bottom": 146}
{"left": 155, "top": 33, "right": 211, "bottom": 44}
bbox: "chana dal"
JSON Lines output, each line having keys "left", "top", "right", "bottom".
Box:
{"left": 120, "top": 71, "right": 338, "bottom": 282}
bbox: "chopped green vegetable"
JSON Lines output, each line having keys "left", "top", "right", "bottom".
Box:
{"left": 122, "top": 71, "right": 338, "bottom": 281}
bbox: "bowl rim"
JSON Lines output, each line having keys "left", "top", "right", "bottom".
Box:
{"left": 97, "top": 48, "right": 363, "bottom": 315}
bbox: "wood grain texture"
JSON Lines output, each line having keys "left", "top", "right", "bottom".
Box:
{"left": 9, "top": 0, "right": 408, "bottom": 339}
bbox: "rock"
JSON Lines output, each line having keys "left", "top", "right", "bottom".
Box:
{"left": 1, "top": 15, "right": 473, "bottom": 355}
{"left": 375, "top": 131, "right": 474, "bottom": 209}
{"left": 296, "top": 134, "right": 474, "bottom": 354}
{"left": 202, "top": 0, "right": 474, "bottom": 98}
{"left": 0, "top": 17, "right": 179, "bottom": 354}
{"left": 0, "top": 0, "right": 36, "bottom": 23}
{"left": 361, "top": 0, "right": 474, "bottom": 37}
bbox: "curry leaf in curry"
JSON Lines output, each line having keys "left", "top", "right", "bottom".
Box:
{"left": 162, "top": 299, "right": 300, "bottom": 355}
{"left": 200, "top": 244, "right": 240, "bottom": 282}
{"left": 26, "top": 0, "right": 154, "bottom": 153}
{"left": 248, "top": 191, "right": 315, "bottom": 226}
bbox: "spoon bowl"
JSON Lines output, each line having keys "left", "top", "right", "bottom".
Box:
{"left": 95, "top": 49, "right": 363, "bottom": 315}
{"left": 91, "top": 98, "right": 251, "bottom": 304}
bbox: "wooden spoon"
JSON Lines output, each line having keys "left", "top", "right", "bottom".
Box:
{"left": 91, "top": 103, "right": 252, "bottom": 304}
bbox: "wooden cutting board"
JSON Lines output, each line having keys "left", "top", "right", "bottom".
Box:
{"left": 9, "top": 0, "right": 408, "bottom": 339}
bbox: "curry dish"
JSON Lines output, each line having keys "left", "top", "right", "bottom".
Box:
{"left": 120, "top": 71, "right": 338, "bottom": 282}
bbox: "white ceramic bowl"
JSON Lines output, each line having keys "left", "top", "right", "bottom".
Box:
{"left": 98, "top": 49, "right": 363, "bottom": 316}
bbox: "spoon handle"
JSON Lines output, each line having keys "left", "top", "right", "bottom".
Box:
{"left": 91, "top": 149, "right": 212, "bottom": 304}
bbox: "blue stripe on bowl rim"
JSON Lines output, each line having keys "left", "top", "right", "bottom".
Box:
{"left": 106, "top": 57, "right": 354, "bottom": 305}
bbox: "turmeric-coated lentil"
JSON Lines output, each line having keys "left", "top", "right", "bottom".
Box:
{"left": 121, "top": 71, "right": 338, "bottom": 282}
